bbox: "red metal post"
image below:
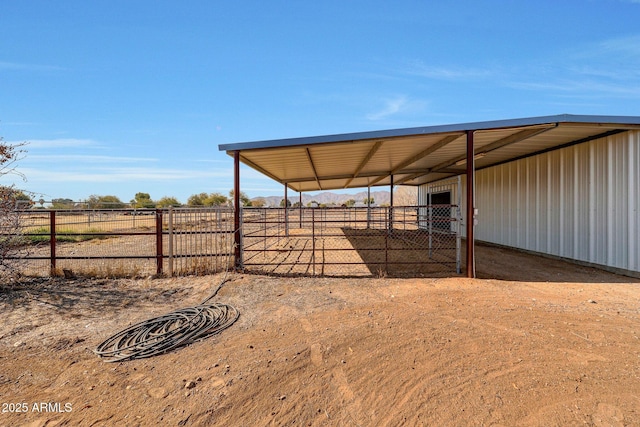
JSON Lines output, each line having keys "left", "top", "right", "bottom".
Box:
{"left": 367, "top": 186, "right": 371, "bottom": 229}
{"left": 234, "top": 151, "right": 241, "bottom": 269}
{"left": 284, "top": 184, "right": 289, "bottom": 237}
{"left": 49, "top": 210, "right": 56, "bottom": 274}
{"left": 312, "top": 207, "right": 315, "bottom": 275}
{"left": 156, "top": 209, "right": 163, "bottom": 275}
{"left": 389, "top": 174, "right": 394, "bottom": 231}
{"left": 466, "top": 130, "right": 476, "bottom": 278}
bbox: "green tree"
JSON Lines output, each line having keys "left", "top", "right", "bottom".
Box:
{"left": 52, "top": 198, "right": 75, "bottom": 209}
{"left": 205, "top": 192, "right": 229, "bottom": 206}
{"left": 187, "top": 192, "right": 208, "bottom": 206}
{"left": 11, "top": 190, "right": 33, "bottom": 208}
{"left": 86, "top": 195, "right": 125, "bottom": 209}
{"left": 187, "top": 192, "right": 228, "bottom": 206}
{"left": 228, "top": 189, "right": 250, "bottom": 207}
{"left": 345, "top": 199, "right": 356, "bottom": 207}
{"left": 131, "top": 192, "right": 155, "bottom": 208}
{"left": 363, "top": 197, "right": 375, "bottom": 205}
{"left": 156, "top": 196, "right": 182, "bottom": 208}
{"left": 279, "top": 198, "right": 291, "bottom": 207}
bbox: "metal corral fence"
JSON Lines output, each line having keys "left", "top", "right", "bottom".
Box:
{"left": 240, "top": 205, "right": 461, "bottom": 277}
{"left": 4, "top": 207, "right": 235, "bottom": 277}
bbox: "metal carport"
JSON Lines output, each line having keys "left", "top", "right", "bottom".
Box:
{"left": 219, "top": 114, "right": 640, "bottom": 277}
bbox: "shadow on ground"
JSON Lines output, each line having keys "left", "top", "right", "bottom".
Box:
{"left": 472, "top": 241, "right": 637, "bottom": 283}
{"left": 0, "top": 277, "right": 187, "bottom": 313}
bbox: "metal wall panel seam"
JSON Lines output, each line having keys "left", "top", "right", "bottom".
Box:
{"left": 572, "top": 147, "right": 581, "bottom": 259}
{"left": 589, "top": 142, "right": 596, "bottom": 263}
{"left": 535, "top": 155, "right": 541, "bottom": 252}
{"left": 516, "top": 162, "right": 521, "bottom": 248}
{"left": 524, "top": 158, "right": 529, "bottom": 249}
{"left": 628, "top": 133, "right": 637, "bottom": 271}
{"left": 629, "top": 132, "right": 640, "bottom": 271}
{"left": 559, "top": 150, "right": 565, "bottom": 256}
{"left": 547, "top": 152, "right": 553, "bottom": 255}
{"left": 607, "top": 140, "right": 614, "bottom": 266}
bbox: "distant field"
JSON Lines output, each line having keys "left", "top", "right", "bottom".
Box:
{"left": 21, "top": 210, "right": 234, "bottom": 234}
{"left": 22, "top": 212, "right": 157, "bottom": 233}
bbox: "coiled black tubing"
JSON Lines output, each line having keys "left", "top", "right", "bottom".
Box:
{"left": 95, "top": 279, "right": 239, "bottom": 362}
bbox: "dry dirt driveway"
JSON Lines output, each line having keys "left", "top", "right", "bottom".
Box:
{"left": 1, "top": 244, "right": 639, "bottom": 426}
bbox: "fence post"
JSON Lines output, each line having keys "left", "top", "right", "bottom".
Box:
{"left": 428, "top": 195, "right": 433, "bottom": 259}
{"left": 385, "top": 226, "right": 389, "bottom": 275}
{"left": 49, "top": 210, "right": 56, "bottom": 274}
{"left": 168, "top": 207, "right": 173, "bottom": 276}
{"left": 156, "top": 209, "right": 163, "bottom": 275}
{"left": 312, "top": 208, "right": 316, "bottom": 275}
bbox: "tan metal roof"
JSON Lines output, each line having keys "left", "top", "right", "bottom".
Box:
{"left": 219, "top": 114, "right": 640, "bottom": 192}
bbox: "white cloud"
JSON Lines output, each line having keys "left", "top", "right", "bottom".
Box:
{"left": 27, "top": 154, "right": 158, "bottom": 163}
{"left": 366, "top": 95, "right": 426, "bottom": 121}
{"left": 577, "top": 34, "right": 640, "bottom": 60}
{"left": 404, "top": 62, "right": 495, "bottom": 80}
{"left": 20, "top": 166, "right": 233, "bottom": 183}
{"left": 194, "top": 158, "right": 232, "bottom": 164}
{"left": 507, "top": 78, "right": 640, "bottom": 97}
{"left": 18, "top": 138, "right": 100, "bottom": 149}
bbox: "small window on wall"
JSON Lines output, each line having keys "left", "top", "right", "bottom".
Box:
{"left": 430, "top": 191, "right": 452, "bottom": 232}
{"left": 430, "top": 191, "right": 451, "bottom": 205}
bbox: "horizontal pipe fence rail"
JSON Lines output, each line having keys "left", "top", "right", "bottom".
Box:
{"left": 3, "top": 207, "right": 235, "bottom": 277}
{"left": 240, "top": 205, "right": 461, "bottom": 277}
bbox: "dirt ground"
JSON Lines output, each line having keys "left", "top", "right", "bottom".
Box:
{"left": 1, "top": 245, "right": 639, "bottom": 426}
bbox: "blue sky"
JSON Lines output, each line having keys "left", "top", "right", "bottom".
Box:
{"left": 2, "top": 0, "right": 639, "bottom": 204}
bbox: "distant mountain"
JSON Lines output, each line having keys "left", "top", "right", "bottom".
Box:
{"left": 253, "top": 190, "right": 391, "bottom": 207}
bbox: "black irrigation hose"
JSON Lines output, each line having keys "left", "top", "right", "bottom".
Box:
{"left": 95, "top": 278, "right": 239, "bottom": 362}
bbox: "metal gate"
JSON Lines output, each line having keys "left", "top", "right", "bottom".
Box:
{"left": 240, "top": 205, "right": 461, "bottom": 277}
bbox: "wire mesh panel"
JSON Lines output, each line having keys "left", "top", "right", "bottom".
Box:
{"left": 11, "top": 210, "right": 157, "bottom": 276}
{"left": 7, "top": 205, "right": 459, "bottom": 278}
{"left": 7, "top": 208, "right": 235, "bottom": 277}
{"left": 241, "top": 206, "right": 461, "bottom": 277}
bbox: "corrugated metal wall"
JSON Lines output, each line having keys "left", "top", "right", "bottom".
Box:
{"left": 419, "top": 130, "right": 640, "bottom": 273}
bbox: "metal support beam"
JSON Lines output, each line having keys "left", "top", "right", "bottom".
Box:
{"left": 305, "top": 148, "right": 322, "bottom": 190}
{"left": 394, "top": 171, "right": 427, "bottom": 185}
{"left": 233, "top": 151, "right": 241, "bottom": 270}
{"left": 433, "top": 125, "right": 557, "bottom": 173}
{"left": 465, "top": 131, "right": 475, "bottom": 278}
{"left": 299, "top": 191, "right": 302, "bottom": 227}
{"left": 473, "top": 124, "right": 556, "bottom": 155}
{"left": 389, "top": 174, "right": 394, "bottom": 231}
{"left": 393, "top": 125, "right": 558, "bottom": 186}
{"left": 367, "top": 186, "right": 371, "bottom": 229}
{"left": 234, "top": 155, "right": 282, "bottom": 185}
{"left": 282, "top": 168, "right": 432, "bottom": 185}
{"left": 369, "top": 133, "right": 463, "bottom": 186}
{"left": 284, "top": 184, "right": 289, "bottom": 237}
{"left": 344, "top": 140, "right": 383, "bottom": 188}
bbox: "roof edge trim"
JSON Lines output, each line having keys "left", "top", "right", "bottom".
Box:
{"left": 218, "top": 114, "right": 640, "bottom": 152}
